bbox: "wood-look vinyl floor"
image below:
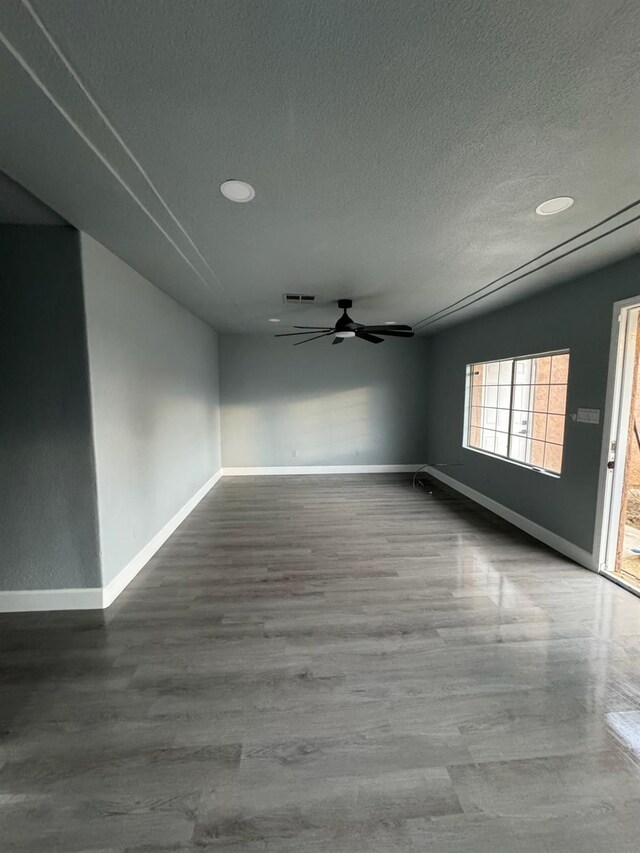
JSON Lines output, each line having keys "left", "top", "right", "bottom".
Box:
{"left": 3, "top": 474, "right": 640, "bottom": 851}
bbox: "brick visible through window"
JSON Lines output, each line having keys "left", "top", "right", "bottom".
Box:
{"left": 465, "top": 351, "right": 569, "bottom": 475}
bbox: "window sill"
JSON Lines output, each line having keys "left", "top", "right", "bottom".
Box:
{"left": 463, "top": 445, "right": 561, "bottom": 479}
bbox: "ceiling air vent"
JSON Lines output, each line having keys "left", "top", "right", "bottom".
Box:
{"left": 283, "top": 293, "right": 316, "bottom": 305}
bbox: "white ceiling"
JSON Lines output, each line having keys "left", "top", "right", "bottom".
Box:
{"left": 1, "top": 0, "right": 639, "bottom": 333}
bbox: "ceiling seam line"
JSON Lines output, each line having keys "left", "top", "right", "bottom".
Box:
{"left": 414, "top": 197, "right": 640, "bottom": 330}
{"left": 0, "top": 25, "right": 210, "bottom": 291}
{"left": 419, "top": 212, "right": 640, "bottom": 330}
{"left": 0, "top": 24, "right": 241, "bottom": 318}
{"left": 19, "top": 0, "right": 242, "bottom": 317}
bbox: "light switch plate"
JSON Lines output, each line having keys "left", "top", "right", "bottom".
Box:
{"left": 576, "top": 407, "right": 600, "bottom": 424}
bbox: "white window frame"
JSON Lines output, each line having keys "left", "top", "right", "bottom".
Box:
{"left": 463, "top": 349, "right": 570, "bottom": 477}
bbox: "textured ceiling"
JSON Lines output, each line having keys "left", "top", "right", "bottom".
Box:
{"left": 0, "top": 0, "right": 639, "bottom": 332}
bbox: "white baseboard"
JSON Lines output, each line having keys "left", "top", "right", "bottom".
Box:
{"left": 0, "top": 469, "right": 223, "bottom": 614}
{"left": 6, "top": 463, "right": 592, "bottom": 613}
{"left": 222, "top": 464, "right": 422, "bottom": 476}
{"left": 423, "top": 465, "right": 596, "bottom": 571}
{"left": 101, "top": 468, "right": 223, "bottom": 608}
{"left": 0, "top": 587, "right": 103, "bottom": 613}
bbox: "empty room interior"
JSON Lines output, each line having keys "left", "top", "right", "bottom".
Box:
{"left": 3, "top": 1, "right": 640, "bottom": 850}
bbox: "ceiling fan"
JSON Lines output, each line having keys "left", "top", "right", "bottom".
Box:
{"left": 275, "top": 299, "right": 415, "bottom": 346}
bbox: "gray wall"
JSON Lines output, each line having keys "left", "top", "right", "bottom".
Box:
{"left": 219, "top": 334, "right": 429, "bottom": 467}
{"left": 0, "top": 226, "right": 101, "bottom": 590}
{"left": 426, "top": 253, "right": 640, "bottom": 554}
{"left": 81, "top": 235, "right": 221, "bottom": 587}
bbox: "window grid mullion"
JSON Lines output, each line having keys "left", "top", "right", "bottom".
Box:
{"left": 506, "top": 358, "right": 516, "bottom": 460}
{"left": 467, "top": 365, "right": 474, "bottom": 446}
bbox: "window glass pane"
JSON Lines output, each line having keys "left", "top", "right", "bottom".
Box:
{"left": 480, "top": 429, "right": 496, "bottom": 453}
{"left": 484, "top": 362, "right": 500, "bottom": 384}
{"left": 483, "top": 386, "right": 498, "bottom": 407}
{"left": 496, "top": 409, "right": 510, "bottom": 433}
{"left": 512, "top": 385, "right": 531, "bottom": 410}
{"left": 511, "top": 409, "right": 530, "bottom": 436}
{"left": 497, "top": 386, "right": 511, "bottom": 409}
{"left": 509, "top": 435, "right": 527, "bottom": 461}
{"left": 550, "top": 353, "right": 569, "bottom": 383}
{"left": 529, "top": 439, "right": 546, "bottom": 467}
{"left": 531, "top": 412, "right": 547, "bottom": 441}
{"left": 469, "top": 425, "right": 481, "bottom": 446}
{"left": 546, "top": 414, "right": 565, "bottom": 444}
{"left": 514, "top": 359, "right": 532, "bottom": 384}
{"left": 532, "top": 356, "right": 551, "bottom": 384}
{"left": 548, "top": 383, "right": 567, "bottom": 414}
{"left": 544, "top": 442, "right": 563, "bottom": 473}
{"left": 482, "top": 408, "right": 497, "bottom": 427}
{"left": 532, "top": 384, "right": 549, "bottom": 413}
{"left": 498, "top": 360, "right": 512, "bottom": 384}
{"left": 495, "top": 432, "right": 508, "bottom": 456}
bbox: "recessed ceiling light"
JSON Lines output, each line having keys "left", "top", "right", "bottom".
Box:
{"left": 268, "top": 318, "right": 280, "bottom": 323}
{"left": 535, "top": 196, "right": 574, "bottom": 216}
{"left": 220, "top": 180, "right": 255, "bottom": 203}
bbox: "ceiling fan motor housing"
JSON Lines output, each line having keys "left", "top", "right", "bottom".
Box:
{"left": 336, "top": 298, "right": 357, "bottom": 330}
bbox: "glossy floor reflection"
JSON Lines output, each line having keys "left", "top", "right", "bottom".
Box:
{"left": 2, "top": 474, "right": 640, "bottom": 851}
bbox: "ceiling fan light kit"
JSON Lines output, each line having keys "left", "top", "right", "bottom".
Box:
{"left": 274, "top": 299, "right": 415, "bottom": 347}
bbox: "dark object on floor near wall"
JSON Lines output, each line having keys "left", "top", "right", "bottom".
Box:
{"left": 413, "top": 463, "right": 465, "bottom": 493}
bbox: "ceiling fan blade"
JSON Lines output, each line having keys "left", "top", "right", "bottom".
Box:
{"left": 356, "top": 331, "right": 384, "bottom": 344}
{"left": 363, "top": 329, "right": 415, "bottom": 338}
{"left": 292, "top": 326, "right": 333, "bottom": 330}
{"left": 293, "top": 332, "right": 334, "bottom": 346}
{"left": 358, "top": 325, "right": 413, "bottom": 333}
{"left": 274, "top": 330, "right": 332, "bottom": 337}
{"left": 332, "top": 336, "right": 344, "bottom": 345}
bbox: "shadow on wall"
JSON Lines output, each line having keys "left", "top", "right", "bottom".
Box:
{"left": 107, "top": 370, "right": 219, "bottom": 525}
{"left": 219, "top": 334, "right": 431, "bottom": 467}
{"left": 223, "top": 386, "right": 382, "bottom": 465}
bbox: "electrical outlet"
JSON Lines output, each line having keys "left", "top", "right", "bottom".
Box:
{"left": 292, "top": 449, "right": 298, "bottom": 458}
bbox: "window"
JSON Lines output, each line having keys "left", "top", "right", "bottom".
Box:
{"left": 465, "top": 350, "right": 569, "bottom": 475}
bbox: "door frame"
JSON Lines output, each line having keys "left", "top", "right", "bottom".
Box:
{"left": 595, "top": 296, "right": 640, "bottom": 583}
